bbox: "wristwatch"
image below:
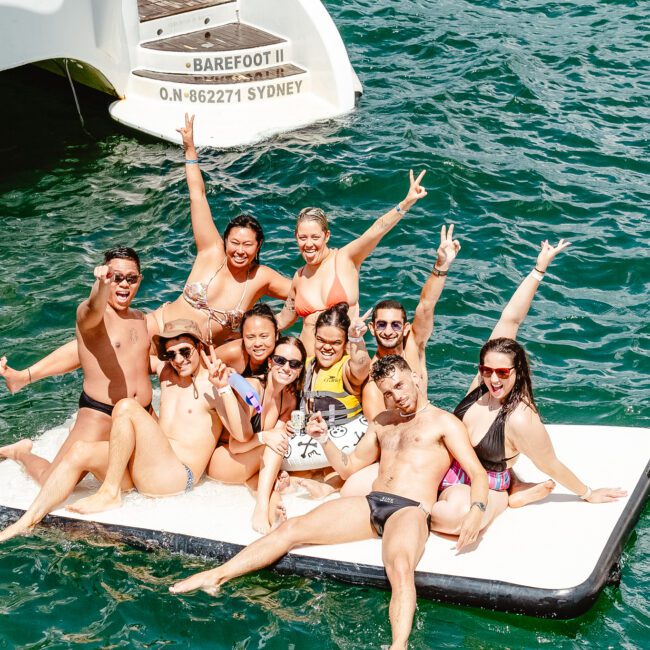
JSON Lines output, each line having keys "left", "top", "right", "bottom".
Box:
{"left": 470, "top": 501, "right": 487, "bottom": 512}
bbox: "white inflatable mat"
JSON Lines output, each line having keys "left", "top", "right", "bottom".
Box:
{"left": 0, "top": 422, "right": 647, "bottom": 618}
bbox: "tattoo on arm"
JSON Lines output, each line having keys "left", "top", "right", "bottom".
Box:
{"left": 341, "top": 449, "right": 349, "bottom": 466}
{"left": 285, "top": 297, "right": 296, "bottom": 312}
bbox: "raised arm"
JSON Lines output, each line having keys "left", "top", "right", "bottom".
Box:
{"left": 411, "top": 224, "right": 461, "bottom": 349}
{"left": 510, "top": 409, "right": 626, "bottom": 503}
{"left": 263, "top": 267, "right": 292, "bottom": 300}
{"left": 77, "top": 265, "right": 112, "bottom": 331}
{"left": 344, "top": 310, "right": 372, "bottom": 390}
{"left": 342, "top": 170, "right": 428, "bottom": 268}
{"left": 489, "top": 239, "right": 570, "bottom": 342}
{"left": 177, "top": 114, "right": 225, "bottom": 257}
{"left": 305, "top": 411, "right": 380, "bottom": 479}
{"left": 1, "top": 338, "right": 80, "bottom": 394}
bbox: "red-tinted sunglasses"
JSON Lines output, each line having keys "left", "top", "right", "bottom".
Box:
{"left": 478, "top": 365, "right": 514, "bottom": 379}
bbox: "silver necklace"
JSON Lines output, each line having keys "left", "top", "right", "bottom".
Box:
{"left": 399, "top": 401, "right": 430, "bottom": 418}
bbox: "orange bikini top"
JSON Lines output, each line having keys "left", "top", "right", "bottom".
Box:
{"left": 294, "top": 251, "right": 350, "bottom": 318}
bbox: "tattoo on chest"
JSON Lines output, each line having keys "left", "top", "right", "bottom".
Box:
{"left": 129, "top": 328, "right": 138, "bottom": 344}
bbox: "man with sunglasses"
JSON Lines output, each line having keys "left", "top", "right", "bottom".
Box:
{"left": 0, "top": 320, "right": 239, "bottom": 540}
{"left": 0, "top": 248, "right": 152, "bottom": 490}
{"left": 362, "top": 224, "right": 461, "bottom": 421}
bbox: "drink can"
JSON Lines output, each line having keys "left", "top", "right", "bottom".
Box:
{"left": 291, "top": 409, "right": 305, "bottom": 433}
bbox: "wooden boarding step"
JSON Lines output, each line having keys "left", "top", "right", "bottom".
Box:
{"left": 142, "top": 22, "right": 285, "bottom": 52}
{"left": 138, "top": 0, "right": 234, "bottom": 23}
{"left": 133, "top": 64, "right": 305, "bottom": 85}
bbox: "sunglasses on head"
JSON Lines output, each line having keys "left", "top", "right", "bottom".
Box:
{"left": 478, "top": 365, "right": 515, "bottom": 379}
{"left": 164, "top": 346, "right": 195, "bottom": 361}
{"left": 375, "top": 320, "right": 404, "bottom": 332}
{"left": 272, "top": 354, "right": 303, "bottom": 370}
{"left": 111, "top": 272, "right": 140, "bottom": 285}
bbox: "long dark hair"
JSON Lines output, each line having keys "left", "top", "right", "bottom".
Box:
{"left": 479, "top": 337, "right": 538, "bottom": 417}
{"left": 223, "top": 214, "right": 264, "bottom": 265}
{"left": 315, "top": 302, "right": 350, "bottom": 340}
{"left": 273, "top": 335, "right": 307, "bottom": 395}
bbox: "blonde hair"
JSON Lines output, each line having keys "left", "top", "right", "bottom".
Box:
{"left": 295, "top": 207, "right": 329, "bottom": 235}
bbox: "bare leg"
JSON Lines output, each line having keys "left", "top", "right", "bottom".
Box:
{"left": 0, "top": 440, "right": 116, "bottom": 542}
{"left": 252, "top": 445, "right": 285, "bottom": 534}
{"left": 170, "top": 496, "right": 374, "bottom": 594}
{"left": 340, "top": 462, "right": 379, "bottom": 498}
{"left": 381, "top": 507, "right": 429, "bottom": 650}
{"left": 430, "top": 485, "right": 508, "bottom": 536}
{"left": 207, "top": 444, "right": 264, "bottom": 484}
{"left": 0, "top": 357, "right": 30, "bottom": 394}
{"left": 296, "top": 476, "right": 337, "bottom": 499}
{"left": 68, "top": 399, "right": 188, "bottom": 513}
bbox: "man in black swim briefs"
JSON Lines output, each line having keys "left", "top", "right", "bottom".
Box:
{"left": 170, "top": 355, "right": 488, "bottom": 650}
{"left": 0, "top": 248, "right": 152, "bottom": 488}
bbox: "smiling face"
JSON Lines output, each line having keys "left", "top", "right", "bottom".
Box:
{"left": 164, "top": 336, "right": 200, "bottom": 377}
{"left": 376, "top": 366, "right": 419, "bottom": 413}
{"left": 370, "top": 308, "right": 410, "bottom": 351}
{"left": 107, "top": 258, "right": 141, "bottom": 312}
{"left": 242, "top": 315, "right": 276, "bottom": 366}
{"left": 295, "top": 220, "right": 330, "bottom": 266}
{"left": 225, "top": 227, "right": 260, "bottom": 268}
{"left": 480, "top": 350, "right": 516, "bottom": 402}
{"left": 270, "top": 342, "right": 304, "bottom": 386}
{"left": 314, "top": 324, "right": 346, "bottom": 369}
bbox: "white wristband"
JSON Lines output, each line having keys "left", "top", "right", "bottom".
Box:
{"left": 217, "top": 385, "right": 233, "bottom": 396}
{"left": 348, "top": 336, "right": 364, "bottom": 343}
{"left": 257, "top": 431, "right": 265, "bottom": 444}
{"left": 530, "top": 269, "right": 544, "bottom": 282}
{"left": 317, "top": 432, "right": 330, "bottom": 445}
{"left": 579, "top": 486, "right": 592, "bottom": 500}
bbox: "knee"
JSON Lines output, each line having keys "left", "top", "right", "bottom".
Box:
{"left": 385, "top": 555, "right": 415, "bottom": 586}
{"left": 275, "top": 517, "right": 303, "bottom": 546}
{"left": 112, "top": 397, "right": 140, "bottom": 420}
{"left": 65, "top": 440, "right": 94, "bottom": 468}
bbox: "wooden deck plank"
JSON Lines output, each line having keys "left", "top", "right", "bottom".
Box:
{"left": 142, "top": 23, "right": 285, "bottom": 52}
{"left": 138, "top": 0, "right": 234, "bottom": 23}
{"left": 133, "top": 64, "right": 304, "bottom": 85}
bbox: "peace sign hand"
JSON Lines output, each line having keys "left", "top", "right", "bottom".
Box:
{"left": 402, "top": 169, "right": 428, "bottom": 210}
{"left": 348, "top": 307, "right": 372, "bottom": 342}
{"left": 535, "top": 239, "right": 571, "bottom": 273}
{"left": 200, "top": 345, "right": 231, "bottom": 389}
{"left": 176, "top": 113, "right": 196, "bottom": 151}
{"left": 435, "top": 224, "right": 461, "bottom": 272}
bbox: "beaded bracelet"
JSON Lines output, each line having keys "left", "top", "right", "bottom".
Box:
{"left": 184, "top": 159, "right": 199, "bottom": 165}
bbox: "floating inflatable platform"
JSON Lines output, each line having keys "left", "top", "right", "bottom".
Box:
{"left": 0, "top": 422, "right": 647, "bottom": 618}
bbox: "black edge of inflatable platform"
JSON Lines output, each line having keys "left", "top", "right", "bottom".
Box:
{"left": 1, "top": 460, "right": 647, "bottom": 619}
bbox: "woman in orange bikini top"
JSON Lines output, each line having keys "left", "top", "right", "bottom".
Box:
{"left": 276, "top": 169, "right": 429, "bottom": 355}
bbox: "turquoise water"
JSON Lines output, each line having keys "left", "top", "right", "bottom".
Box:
{"left": 1, "top": 0, "right": 648, "bottom": 647}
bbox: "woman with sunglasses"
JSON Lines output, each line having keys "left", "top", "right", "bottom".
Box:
{"left": 429, "top": 239, "right": 626, "bottom": 538}
{"left": 206, "top": 336, "right": 307, "bottom": 531}
{"left": 275, "top": 170, "right": 428, "bottom": 355}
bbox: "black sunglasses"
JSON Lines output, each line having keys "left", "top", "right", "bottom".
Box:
{"left": 164, "top": 346, "right": 195, "bottom": 361}
{"left": 272, "top": 354, "right": 303, "bottom": 370}
{"left": 111, "top": 272, "right": 140, "bottom": 285}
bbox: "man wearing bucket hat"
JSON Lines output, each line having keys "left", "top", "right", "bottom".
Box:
{"left": 0, "top": 319, "right": 244, "bottom": 540}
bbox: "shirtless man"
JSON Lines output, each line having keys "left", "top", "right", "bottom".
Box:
{"left": 170, "top": 355, "right": 489, "bottom": 650}
{"left": 362, "top": 224, "right": 460, "bottom": 421}
{"left": 0, "top": 320, "right": 232, "bottom": 541}
{"left": 0, "top": 248, "right": 151, "bottom": 486}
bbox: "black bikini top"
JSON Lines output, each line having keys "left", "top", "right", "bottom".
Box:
{"left": 453, "top": 384, "right": 518, "bottom": 472}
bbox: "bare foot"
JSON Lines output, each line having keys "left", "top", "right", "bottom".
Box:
{"left": 0, "top": 518, "right": 34, "bottom": 543}
{"left": 0, "top": 439, "right": 33, "bottom": 461}
{"left": 251, "top": 504, "right": 271, "bottom": 534}
{"left": 509, "top": 479, "right": 556, "bottom": 508}
{"left": 66, "top": 490, "right": 122, "bottom": 515}
{"left": 170, "top": 568, "right": 221, "bottom": 595}
{"left": 271, "top": 500, "right": 287, "bottom": 531}
{"left": 0, "top": 357, "right": 30, "bottom": 394}
{"left": 296, "top": 477, "right": 337, "bottom": 500}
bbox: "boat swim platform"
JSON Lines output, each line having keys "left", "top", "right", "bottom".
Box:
{"left": 0, "top": 423, "right": 647, "bottom": 619}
